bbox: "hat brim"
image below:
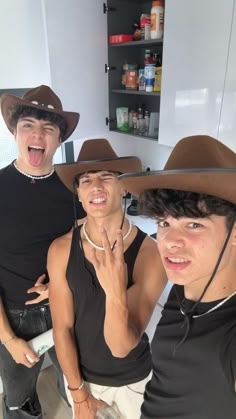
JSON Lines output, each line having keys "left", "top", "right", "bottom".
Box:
{"left": 119, "top": 168, "right": 236, "bottom": 204}
{"left": 55, "top": 156, "right": 142, "bottom": 192}
{"left": 0, "top": 94, "right": 79, "bottom": 142}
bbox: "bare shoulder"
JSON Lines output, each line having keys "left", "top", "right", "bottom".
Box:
{"left": 139, "top": 233, "right": 159, "bottom": 257}
{"left": 48, "top": 229, "right": 73, "bottom": 257}
{"left": 133, "top": 231, "right": 166, "bottom": 281}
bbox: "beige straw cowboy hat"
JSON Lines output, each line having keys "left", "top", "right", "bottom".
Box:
{"left": 0, "top": 85, "right": 80, "bottom": 142}
{"left": 55, "top": 138, "right": 142, "bottom": 192}
{"left": 119, "top": 135, "right": 236, "bottom": 204}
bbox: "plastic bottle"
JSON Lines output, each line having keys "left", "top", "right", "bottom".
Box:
{"left": 150, "top": 1, "right": 164, "bottom": 40}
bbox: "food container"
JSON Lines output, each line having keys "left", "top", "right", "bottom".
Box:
{"left": 109, "top": 34, "right": 133, "bottom": 44}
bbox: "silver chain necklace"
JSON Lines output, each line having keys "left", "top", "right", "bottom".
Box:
{"left": 180, "top": 290, "right": 236, "bottom": 318}
{"left": 82, "top": 218, "right": 133, "bottom": 251}
{"left": 14, "top": 161, "right": 54, "bottom": 184}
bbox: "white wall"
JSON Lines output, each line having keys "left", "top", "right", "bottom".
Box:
{"left": 0, "top": 0, "right": 51, "bottom": 88}
{"left": 158, "top": 0, "right": 236, "bottom": 150}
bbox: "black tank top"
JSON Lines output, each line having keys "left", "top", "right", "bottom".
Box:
{"left": 66, "top": 226, "right": 152, "bottom": 386}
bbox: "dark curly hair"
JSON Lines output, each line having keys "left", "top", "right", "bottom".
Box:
{"left": 139, "top": 189, "right": 236, "bottom": 232}
{"left": 9, "top": 105, "right": 68, "bottom": 140}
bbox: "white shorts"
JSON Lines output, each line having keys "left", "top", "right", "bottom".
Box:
{"left": 65, "top": 372, "right": 152, "bottom": 419}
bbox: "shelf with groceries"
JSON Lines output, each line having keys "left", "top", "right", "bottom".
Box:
{"left": 106, "top": 0, "right": 164, "bottom": 141}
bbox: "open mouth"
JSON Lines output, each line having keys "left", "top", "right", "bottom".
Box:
{"left": 28, "top": 146, "right": 45, "bottom": 166}
{"left": 167, "top": 257, "right": 189, "bottom": 264}
{"left": 89, "top": 197, "right": 106, "bottom": 204}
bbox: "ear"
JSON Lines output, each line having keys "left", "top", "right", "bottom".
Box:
{"left": 121, "top": 188, "right": 127, "bottom": 197}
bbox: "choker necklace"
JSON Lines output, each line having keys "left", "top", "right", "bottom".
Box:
{"left": 180, "top": 290, "right": 236, "bottom": 319}
{"left": 13, "top": 161, "right": 54, "bottom": 184}
{"left": 82, "top": 219, "right": 133, "bottom": 251}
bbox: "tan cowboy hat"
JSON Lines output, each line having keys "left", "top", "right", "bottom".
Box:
{"left": 119, "top": 135, "right": 236, "bottom": 204}
{"left": 0, "top": 85, "right": 80, "bottom": 142}
{"left": 55, "top": 138, "right": 142, "bottom": 192}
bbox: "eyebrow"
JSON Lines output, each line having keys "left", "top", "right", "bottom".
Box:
{"left": 19, "top": 118, "right": 56, "bottom": 127}
{"left": 80, "top": 172, "right": 116, "bottom": 180}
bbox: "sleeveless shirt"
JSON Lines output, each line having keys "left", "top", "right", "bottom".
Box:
{"left": 0, "top": 163, "right": 85, "bottom": 310}
{"left": 66, "top": 225, "right": 152, "bottom": 386}
{"left": 141, "top": 285, "right": 236, "bottom": 419}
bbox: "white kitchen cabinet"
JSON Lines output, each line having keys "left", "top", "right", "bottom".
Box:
{"left": 158, "top": 0, "right": 235, "bottom": 149}
{"left": 218, "top": 2, "right": 236, "bottom": 152}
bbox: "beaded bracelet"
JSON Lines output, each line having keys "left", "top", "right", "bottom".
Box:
{"left": 68, "top": 379, "right": 84, "bottom": 391}
{"left": 1, "top": 335, "right": 16, "bottom": 346}
{"left": 73, "top": 393, "right": 89, "bottom": 404}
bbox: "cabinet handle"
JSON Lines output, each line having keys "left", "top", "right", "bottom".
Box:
{"left": 103, "top": 3, "right": 116, "bottom": 14}
{"left": 105, "top": 117, "right": 116, "bottom": 126}
{"left": 105, "top": 64, "right": 116, "bottom": 73}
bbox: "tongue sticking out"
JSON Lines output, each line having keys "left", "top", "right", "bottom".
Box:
{"left": 28, "top": 148, "right": 44, "bottom": 167}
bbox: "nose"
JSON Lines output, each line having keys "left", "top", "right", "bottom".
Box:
{"left": 90, "top": 177, "right": 104, "bottom": 191}
{"left": 31, "top": 126, "right": 44, "bottom": 138}
{"left": 157, "top": 227, "right": 185, "bottom": 249}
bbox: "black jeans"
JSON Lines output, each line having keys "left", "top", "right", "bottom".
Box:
{"left": 0, "top": 304, "right": 67, "bottom": 418}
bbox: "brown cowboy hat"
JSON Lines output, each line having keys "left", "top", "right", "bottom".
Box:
{"left": 0, "top": 85, "right": 80, "bottom": 142}
{"left": 119, "top": 135, "right": 236, "bottom": 204}
{"left": 55, "top": 138, "right": 142, "bottom": 192}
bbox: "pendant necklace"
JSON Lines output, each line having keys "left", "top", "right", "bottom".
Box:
{"left": 82, "top": 218, "right": 133, "bottom": 251}
{"left": 13, "top": 161, "right": 54, "bottom": 184}
{"left": 180, "top": 290, "right": 236, "bottom": 319}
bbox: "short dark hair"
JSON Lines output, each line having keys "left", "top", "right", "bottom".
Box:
{"left": 9, "top": 105, "right": 68, "bottom": 139}
{"left": 139, "top": 189, "right": 236, "bottom": 232}
{"left": 74, "top": 170, "right": 121, "bottom": 187}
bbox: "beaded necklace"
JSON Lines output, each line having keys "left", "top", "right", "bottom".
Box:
{"left": 82, "top": 218, "right": 133, "bottom": 251}
{"left": 14, "top": 161, "right": 54, "bottom": 184}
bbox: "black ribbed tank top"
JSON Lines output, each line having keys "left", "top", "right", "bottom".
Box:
{"left": 66, "top": 226, "right": 152, "bottom": 386}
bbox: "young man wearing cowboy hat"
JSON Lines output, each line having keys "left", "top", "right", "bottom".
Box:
{"left": 119, "top": 135, "right": 236, "bottom": 418}
{"left": 0, "top": 85, "right": 85, "bottom": 418}
{"left": 47, "top": 138, "right": 167, "bottom": 419}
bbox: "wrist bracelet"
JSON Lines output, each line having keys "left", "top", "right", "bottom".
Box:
{"left": 1, "top": 335, "right": 16, "bottom": 346}
{"left": 73, "top": 393, "right": 89, "bottom": 404}
{"left": 68, "top": 379, "right": 84, "bottom": 391}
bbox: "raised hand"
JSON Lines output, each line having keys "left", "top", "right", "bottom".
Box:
{"left": 89, "top": 227, "right": 128, "bottom": 299}
{"left": 25, "top": 273, "right": 48, "bottom": 305}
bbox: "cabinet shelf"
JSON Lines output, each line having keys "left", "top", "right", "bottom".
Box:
{"left": 110, "top": 128, "right": 158, "bottom": 142}
{"left": 112, "top": 89, "right": 160, "bottom": 96}
{"left": 109, "top": 39, "right": 163, "bottom": 48}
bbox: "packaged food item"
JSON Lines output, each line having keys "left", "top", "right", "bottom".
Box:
{"left": 153, "top": 66, "right": 162, "bottom": 92}
{"left": 150, "top": 0, "right": 164, "bottom": 39}
{"left": 144, "top": 64, "right": 155, "bottom": 92}
{"left": 125, "top": 66, "right": 138, "bottom": 90}
{"left": 138, "top": 69, "right": 146, "bottom": 91}
{"left": 109, "top": 34, "right": 133, "bottom": 44}
{"left": 140, "top": 14, "right": 151, "bottom": 40}
{"left": 116, "top": 107, "right": 129, "bottom": 132}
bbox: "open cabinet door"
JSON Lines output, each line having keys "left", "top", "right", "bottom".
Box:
{"left": 42, "top": 0, "right": 109, "bottom": 144}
